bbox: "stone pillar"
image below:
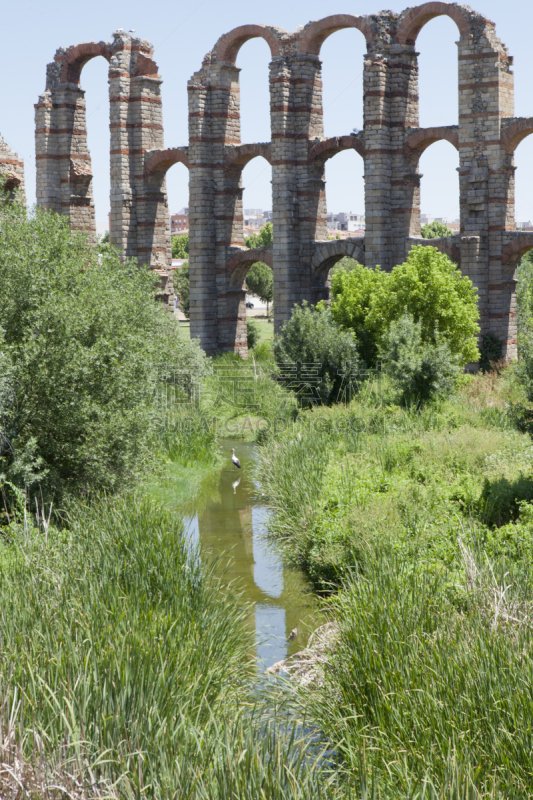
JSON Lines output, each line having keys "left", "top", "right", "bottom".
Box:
{"left": 457, "top": 17, "right": 515, "bottom": 356}
{"left": 35, "top": 54, "right": 97, "bottom": 241}
{"left": 270, "top": 55, "right": 299, "bottom": 331}
{"left": 389, "top": 43, "right": 420, "bottom": 266}
{"left": 292, "top": 54, "right": 326, "bottom": 304}
{"left": 363, "top": 45, "right": 391, "bottom": 270}
{"left": 188, "top": 70, "right": 216, "bottom": 352}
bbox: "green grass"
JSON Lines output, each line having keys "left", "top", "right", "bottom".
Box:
{"left": 257, "top": 371, "right": 533, "bottom": 591}
{"left": 0, "top": 494, "right": 345, "bottom": 799}
{"left": 253, "top": 317, "right": 274, "bottom": 343}
{"left": 254, "top": 367, "right": 533, "bottom": 795}
{"left": 307, "top": 549, "right": 533, "bottom": 796}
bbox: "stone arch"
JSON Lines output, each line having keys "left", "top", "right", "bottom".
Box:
{"left": 145, "top": 148, "right": 190, "bottom": 176}
{"left": 225, "top": 143, "right": 271, "bottom": 171}
{"left": 227, "top": 246, "right": 273, "bottom": 289}
{"left": 310, "top": 238, "right": 365, "bottom": 303}
{"left": 308, "top": 135, "right": 365, "bottom": 165}
{"left": 311, "top": 238, "right": 365, "bottom": 276}
{"left": 501, "top": 118, "right": 533, "bottom": 155}
{"left": 211, "top": 25, "right": 283, "bottom": 65}
{"left": 502, "top": 234, "right": 533, "bottom": 268}
{"left": 396, "top": 2, "right": 480, "bottom": 46}
{"left": 404, "top": 125, "right": 459, "bottom": 157}
{"left": 298, "top": 15, "right": 374, "bottom": 55}
{"left": 407, "top": 236, "right": 461, "bottom": 266}
{"left": 59, "top": 42, "right": 111, "bottom": 84}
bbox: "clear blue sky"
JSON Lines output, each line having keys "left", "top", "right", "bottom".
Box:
{"left": 3, "top": 0, "right": 533, "bottom": 226}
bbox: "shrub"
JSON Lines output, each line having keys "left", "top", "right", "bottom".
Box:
{"left": 420, "top": 220, "right": 454, "bottom": 238}
{"left": 329, "top": 246, "right": 480, "bottom": 367}
{"left": 0, "top": 199, "right": 208, "bottom": 500}
{"left": 479, "top": 333, "right": 503, "bottom": 373}
{"left": 273, "top": 302, "right": 359, "bottom": 405}
{"left": 174, "top": 262, "right": 190, "bottom": 316}
{"left": 381, "top": 314, "right": 461, "bottom": 406}
{"left": 247, "top": 317, "right": 260, "bottom": 349}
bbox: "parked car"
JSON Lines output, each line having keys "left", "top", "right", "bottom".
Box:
{"left": 246, "top": 301, "right": 254, "bottom": 308}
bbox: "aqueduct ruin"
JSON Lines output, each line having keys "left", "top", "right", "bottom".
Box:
{"left": 1, "top": 2, "right": 530, "bottom": 357}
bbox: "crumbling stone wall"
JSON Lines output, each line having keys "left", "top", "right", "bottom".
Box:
{"left": 0, "top": 135, "right": 25, "bottom": 202}
{"left": 35, "top": 3, "right": 532, "bottom": 358}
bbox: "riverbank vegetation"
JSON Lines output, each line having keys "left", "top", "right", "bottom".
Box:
{"left": 4, "top": 194, "right": 533, "bottom": 796}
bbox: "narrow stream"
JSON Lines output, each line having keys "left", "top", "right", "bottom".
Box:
{"left": 183, "top": 440, "right": 319, "bottom": 670}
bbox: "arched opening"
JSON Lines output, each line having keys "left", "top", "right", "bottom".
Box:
{"left": 416, "top": 16, "right": 459, "bottom": 129}
{"left": 78, "top": 56, "right": 110, "bottom": 239}
{"left": 311, "top": 238, "right": 365, "bottom": 304}
{"left": 241, "top": 155, "right": 272, "bottom": 247}
{"left": 513, "top": 136, "right": 533, "bottom": 233}
{"left": 418, "top": 140, "right": 460, "bottom": 237}
{"left": 165, "top": 162, "right": 190, "bottom": 252}
{"left": 236, "top": 38, "right": 271, "bottom": 145}
{"left": 320, "top": 29, "right": 366, "bottom": 139}
{"left": 324, "top": 149, "right": 365, "bottom": 243}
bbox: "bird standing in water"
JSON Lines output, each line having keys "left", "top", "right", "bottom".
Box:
{"left": 231, "top": 448, "right": 241, "bottom": 472}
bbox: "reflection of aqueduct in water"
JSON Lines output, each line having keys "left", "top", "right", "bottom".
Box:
{"left": 22, "top": 2, "right": 533, "bottom": 358}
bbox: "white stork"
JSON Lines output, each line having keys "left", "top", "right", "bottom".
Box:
{"left": 231, "top": 448, "right": 241, "bottom": 472}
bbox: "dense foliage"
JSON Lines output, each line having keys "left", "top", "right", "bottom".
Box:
{"left": 0, "top": 200, "right": 207, "bottom": 500}
{"left": 382, "top": 314, "right": 461, "bottom": 405}
{"left": 244, "top": 222, "right": 273, "bottom": 249}
{"left": 273, "top": 302, "right": 359, "bottom": 405}
{"left": 246, "top": 261, "right": 273, "bottom": 311}
{"left": 329, "top": 246, "right": 480, "bottom": 366}
{"left": 244, "top": 223, "right": 274, "bottom": 312}
{"left": 420, "top": 219, "right": 454, "bottom": 238}
{"left": 247, "top": 317, "right": 260, "bottom": 349}
{"left": 171, "top": 232, "right": 189, "bottom": 258}
{"left": 174, "top": 262, "right": 190, "bottom": 316}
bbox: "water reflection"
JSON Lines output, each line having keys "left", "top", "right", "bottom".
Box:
{"left": 184, "top": 440, "right": 318, "bottom": 669}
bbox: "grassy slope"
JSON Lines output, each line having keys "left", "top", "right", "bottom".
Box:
{"left": 256, "top": 367, "right": 533, "bottom": 796}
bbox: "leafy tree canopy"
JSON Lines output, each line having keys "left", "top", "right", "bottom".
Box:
{"left": 244, "top": 222, "right": 273, "bottom": 249}
{"left": 174, "top": 263, "right": 190, "bottom": 317}
{"left": 421, "top": 220, "right": 454, "bottom": 239}
{"left": 245, "top": 262, "right": 273, "bottom": 309}
{"left": 172, "top": 233, "right": 189, "bottom": 259}
{"left": 328, "top": 245, "right": 480, "bottom": 366}
{"left": 0, "top": 199, "right": 207, "bottom": 500}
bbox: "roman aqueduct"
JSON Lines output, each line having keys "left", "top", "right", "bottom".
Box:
{"left": 0, "top": 1, "right": 530, "bottom": 357}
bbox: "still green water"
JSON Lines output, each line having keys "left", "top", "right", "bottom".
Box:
{"left": 168, "top": 439, "right": 320, "bottom": 669}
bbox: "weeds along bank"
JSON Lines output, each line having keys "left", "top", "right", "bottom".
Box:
{"left": 5, "top": 194, "right": 533, "bottom": 797}
{"left": 0, "top": 495, "right": 346, "bottom": 799}
{"left": 254, "top": 366, "right": 533, "bottom": 795}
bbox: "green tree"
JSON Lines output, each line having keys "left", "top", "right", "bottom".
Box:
{"left": 172, "top": 233, "right": 189, "bottom": 259}
{"left": 274, "top": 302, "right": 359, "bottom": 405}
{"left": 174, "top": 263, "right": 190, "bottom": 317}
{"left": 243, "top": 223, "right": 274, "bottom": 314}
{"left": 324, "top": 260, "right": 387, "bottom": 366}
{"left": 0, "top": 198, "right": 207, "bottom": 500}
{"left": 421, "top": 220, "right": 454, "bottom": 239}
{"left": 245, "top": 262, "right": 273, "bottom": 314}
{"left": 329, "top": 245, "right": 480, "bottom": 366}
{"left": 382, "top": 314, "right": 461, "bottom": 406}
{"left": 517, "top": 249, "right": 533, "bottom": 333}
{"left": 244, "top": 222, "right": 273, "bottom": 249}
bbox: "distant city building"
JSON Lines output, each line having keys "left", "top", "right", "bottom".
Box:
{"left": 171, "top": 209, "right": 189, "bottom": 234}
{"left": 327, "top": 212, "right": 365, "bottom": 232}
{"left": 516, "top": 220, "right": 533, "bottom": 230}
